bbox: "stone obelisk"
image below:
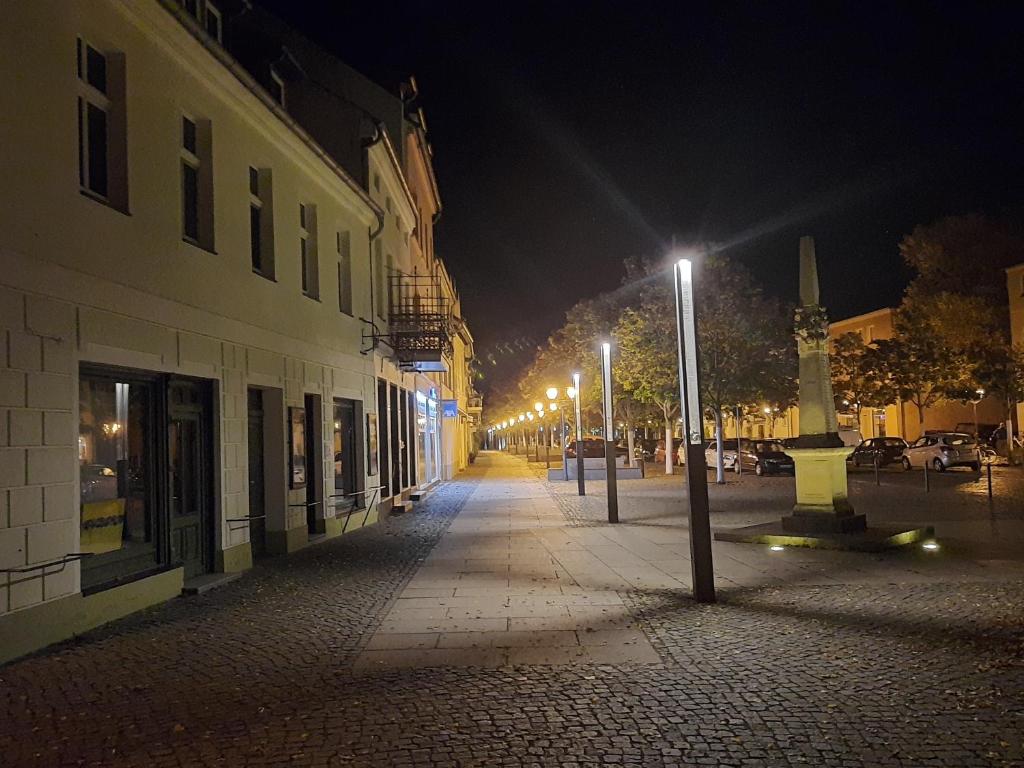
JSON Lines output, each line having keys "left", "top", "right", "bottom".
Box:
{"left": 783, "top": 236, "right": 866, "bottom": 533}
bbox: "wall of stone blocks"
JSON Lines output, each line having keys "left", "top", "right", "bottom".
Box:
{"left": 0, "top": 289, "right": 78, "bottom": 615}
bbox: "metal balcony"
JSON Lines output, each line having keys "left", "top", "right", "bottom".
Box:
{"left": 387, "top": 272, "right": 453, "bottom": 372}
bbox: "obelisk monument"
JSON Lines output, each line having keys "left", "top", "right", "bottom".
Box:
{"left": 783, "top": 236, "right": 866, "bottom": 533}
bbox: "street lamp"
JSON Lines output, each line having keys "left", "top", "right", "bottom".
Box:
{"left": 571, "top": 373, "right": 585, "bottom": 495}
{"left": 547, "top": 387, "right": 570, "bottom": 481}
{"left": 974, "top": 388, "right": 985, "bottom": 439}
{"left": 600, "top": 341, "right": 619, "bottom": 523}
{"left": 673, "top": 255, "right": 715, "bottom": 603}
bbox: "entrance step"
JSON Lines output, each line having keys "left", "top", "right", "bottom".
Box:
{"left": 182, "top": 572, "right": 242, "bottom": 596}
{"left": 391, "top": 500, "right": 413, "bottom": 515}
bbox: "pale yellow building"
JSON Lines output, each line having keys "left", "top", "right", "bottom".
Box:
{"left": 0, "top": 0, "right": 478, "bottom": 662}
{"left": 1006, "top": 262, "right": 1024, "bottom": 439}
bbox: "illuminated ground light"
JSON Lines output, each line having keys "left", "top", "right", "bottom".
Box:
{"left": 769, "top": 545, "right": 785, "bottom": 552}
{"left": 922, "top": 541, "right": 940, "bottom": 551}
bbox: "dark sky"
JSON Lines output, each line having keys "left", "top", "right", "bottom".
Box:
{"left": 256, "top": 0, "right": 1024, "bottom": 384}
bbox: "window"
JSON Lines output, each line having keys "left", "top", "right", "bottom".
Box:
{"left": 204, "top": 2, "right": 222, "bottom": 42}
{"left": 299, "top": 203, "right": 318, "bottom": 298}
{"left": 180, "top": 114, "right": 214, "bottom": 250}
{"left": 337, "top": 230, "right": 352, "bottom": 315}
{"left": 269, "top": 69, "right": 286, "bottom": 107}
{"left": 374, "top": 240, "right": 385, "bottom": 320}
{"left": 249, "top": 167, "right": 274, "bottom": 277}
{"left": 182, "top": 0, "right": 198, "bottom": 16}
{"left": 77, "top": 38, "right": 127, "bottom": 209}
{"left": 79, "top": 370, "right": 159, "bottom": 589}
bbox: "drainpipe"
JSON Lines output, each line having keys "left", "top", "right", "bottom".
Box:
{"left": 364, "top": 122, "right": 386, "bottom": 339}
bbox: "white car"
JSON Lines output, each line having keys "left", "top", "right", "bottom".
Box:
{"left": 901, "top": 432, "right": 982, "bottom": 472}
{"left": 704, "top": 439, "right": 738, "bottom": 470}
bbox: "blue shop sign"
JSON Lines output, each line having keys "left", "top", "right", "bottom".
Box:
{"left": 442, "top": 400, "right": 458, "bottom": 418}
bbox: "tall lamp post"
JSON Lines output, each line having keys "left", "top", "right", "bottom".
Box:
{"left": 572, "top": 373, "right": 585, "bottom": 496}
{"left": 673, "top": 256, "right": 716, "bottom": 603}
{"left": 547, "top": 387, "right": 570, "bottom": 481}
{"left": 600, "top": 342, "right": 619, "bottom": 523}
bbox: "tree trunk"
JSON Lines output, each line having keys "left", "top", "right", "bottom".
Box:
{"left": 664, "top": 419, "right": 674, "bottom": 476}
{"left": 714, "top": 409, "right": 725, "bottom": 484}
{"left": 625, "top": 420, "right": 635, "bottom": 467}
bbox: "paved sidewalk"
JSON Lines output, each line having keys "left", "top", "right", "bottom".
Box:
{"left": 356, "top": 456, "right": 659, "bottom": 670}
{"left": 1, "top": 451, "right": 1022, "bottom": 767}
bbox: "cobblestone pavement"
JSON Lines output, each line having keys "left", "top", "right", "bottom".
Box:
{"left": 2, "top": 453, "right": 1024, "bottom": 767}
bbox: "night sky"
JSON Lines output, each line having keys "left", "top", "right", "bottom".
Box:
{"left": 256, "top": 0, "right": 1024, "bottom": 388}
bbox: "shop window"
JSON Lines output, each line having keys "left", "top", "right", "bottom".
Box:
{"left": 78, "top": 370, "right": 159, "bottom": 589}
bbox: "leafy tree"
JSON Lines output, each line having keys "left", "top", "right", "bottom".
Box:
{"left": 615, "top": 304, "right": 681, "bottom": 474}
{"left": 872, "top": 303, "right": 973, "bottom": 429}
{"left": 830, "top": 332, "right": 895, "bottom": 423}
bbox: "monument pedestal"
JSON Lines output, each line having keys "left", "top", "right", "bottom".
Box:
{"left": 782, "top": 446, "right": 865, "bottom": 533}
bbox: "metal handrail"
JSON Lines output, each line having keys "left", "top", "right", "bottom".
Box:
{"left": 287, "top": 500, "right": 322, "bottom": 508}
{"left": 225, "top": 514, "right": 267, "bottom": 523}
{"left": 0, "top": 552, "right": 94, "bottom": 576}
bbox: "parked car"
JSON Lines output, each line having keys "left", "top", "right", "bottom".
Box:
{"left": 655, "top": 439, "right": 686, "bottom": 465}
{"left": 735, "top": 439, "right": 795, "bottom": 476}
{"left": 901, "top": 432, "right": 981, "bottom": 472}
{"left": 565, "top": 436, "right": 607, "bottom": 459}
{"left": 636, "top": 438, "right": 659, "bottom": 461}
{"left": 705, "top": 438, "right": 738, "bottom": 470}
{"left": 849, "top": 437, "right": 909, "bottom": 467}
{"left": 80, "top": 463, "right": 118, "bottom": 504}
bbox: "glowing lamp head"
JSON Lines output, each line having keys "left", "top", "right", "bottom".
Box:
{"left": 546, "top": 387, "right": 558, "bottom": 400}
{"left": 534, "top": 402, "right": 544, "bottom": 412}
{"left": 922, "top": 541, "right": 939, "bottom": 551}
{"left": 549, "top": 402, "right": 557, "bottom": 411}
{"left": 527, "top": 412, "right": 534, "bottom": 421}
{"left": 518, "top": 414, "right": 525, "bottom": 422}
{"left": 566, "top": 386, "right": 577, "bottom": 400}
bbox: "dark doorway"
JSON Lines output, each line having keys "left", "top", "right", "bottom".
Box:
{"left": 377, "top": 379, "right": 390, "bottom": 498}
{"left": 400, "top": 389, "right": 411, "bottom": 489}
{"left": 247, "top": 388, "right": 266, "bottom": 557}
{"left": 304, "top": 393, "right": 323, "bottom": 534}
{"left": 167, "top": 379, "right": 212, "bottom": 579}
{"left": 406, "top": 390, "right": 417, "bottom": 487}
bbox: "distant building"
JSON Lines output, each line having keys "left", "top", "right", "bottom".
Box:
{"left": 0, "top": 0, "right": 478, "bottom": 662}
{"left": 1005, "top": 262, "right": 1024, "bottom": 440}
{"left": 828, "top": 308, "right": 1002, "bottom": 443}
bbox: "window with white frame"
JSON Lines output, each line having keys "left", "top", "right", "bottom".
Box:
{"left": 299, "top": 203, "right": 318, "bottom": 298}
{"left": 204, "top": 2, "right": 222, "bottom": 42}
{"left": 249, "top": 167, "right": 275, "bottom": 277}
{"left": 180, "top": 115, "right": 214, "bottom": 249}
{"left": 337, "top": 230, "right": 353, "bottom": 315}
{"left": 77, "top": 38, "right": 127, "bottom": 209}
{"left": 269, "top": 69, "right": 286, "bottom": 108}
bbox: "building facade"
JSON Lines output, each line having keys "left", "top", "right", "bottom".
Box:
{"left": 0, "top": 0, "right": 478, "bottom": 662}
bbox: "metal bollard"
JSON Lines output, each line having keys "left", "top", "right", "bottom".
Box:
{"left": 874, "top": 453, "right": 880, "bottom": 486}
{"left": 923, "top": 458, "right": 930, "bottom": 493}
{"left": 987, "top": 461, "right": 993, "bottom": 506}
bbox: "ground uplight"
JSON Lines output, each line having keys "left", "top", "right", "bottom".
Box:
{"left": 922, "top": 541, "right": 940, "bottom": 551}
{"left": 769, "top": 545, "right": 785, "bottom": 552}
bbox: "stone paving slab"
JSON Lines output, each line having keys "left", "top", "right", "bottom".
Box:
{"left": 3, "top": 452, "right": 1024, "bottom": 767}
{"left": 354, "top": 457, "right": 663, "bottom": 671}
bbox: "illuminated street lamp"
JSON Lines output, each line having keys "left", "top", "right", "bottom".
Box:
{"left": 673, "top": 255, "right": 715, "bottom": 603}
{"left": 974, "top": 388, "right": 985, "bottom": 440}
{"left": 572, "top": 372, "right": 585, "bottom": 496}
{"left": 600, "top": 341, "right": 619, "bottom": 523}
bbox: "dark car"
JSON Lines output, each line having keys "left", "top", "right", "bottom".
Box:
{"left": 565, "top": 436, "right": 607, "bottom": 459}
{"left": 849, "top": 437, "right": 909, "bottom": 467}
{"left": 736, "top": 439, "right": 794, "bottom": 476}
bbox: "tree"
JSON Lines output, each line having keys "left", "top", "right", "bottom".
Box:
{"left": 615, "top": 305, "right": 681, "bottom": 474}
{"left": 872, "top": 303, "right": 973, "bottom": 430}
{"left": 830, "top": 332, "right": 895, "bottom": 424}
